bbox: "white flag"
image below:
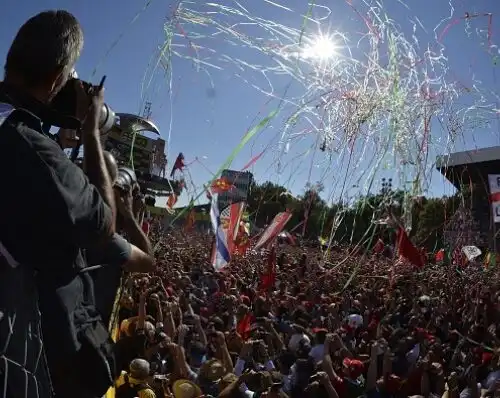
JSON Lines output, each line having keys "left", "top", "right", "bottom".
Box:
{"left": 461, "top": 245, "right": 482, "bottom": 261}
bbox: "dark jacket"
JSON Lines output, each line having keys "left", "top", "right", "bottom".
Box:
{"left": 0, "top": 82, "right": 114, "bottom": 398}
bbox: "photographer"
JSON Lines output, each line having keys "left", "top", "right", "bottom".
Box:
{"left": 0, "top": 10, "right": 117, "bottom": 398}
{"left": 88, "top": 153, "right": 155, "bottom": 328}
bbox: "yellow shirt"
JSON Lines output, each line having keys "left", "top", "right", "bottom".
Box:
{"left": 115, "top": 371, "right": 156, "bottom": 398}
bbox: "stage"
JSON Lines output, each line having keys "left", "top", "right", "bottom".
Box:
{"left": 436, "top": 146, "right": 500, "bottom": 251}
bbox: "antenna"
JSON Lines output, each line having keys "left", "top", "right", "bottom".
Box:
{"left": 142, "top": 101, "right": 152, "bottom": 120}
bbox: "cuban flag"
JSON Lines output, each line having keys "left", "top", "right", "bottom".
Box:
{"left": 210, "top": 195, "right": 231, "bottom": 271}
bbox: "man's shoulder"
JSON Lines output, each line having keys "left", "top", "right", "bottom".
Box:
{"left": 4, "top": 110, "right": 85, "bottom": 186}
{"left": 0, "top": 106, "right": 61, "bottom": 155}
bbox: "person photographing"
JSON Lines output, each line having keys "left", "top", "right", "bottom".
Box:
{"left": 0, "top": 10, "right": 120, "bottom": 398}
{"left": 89, "top": 156, "right": 155, "bottom": 329}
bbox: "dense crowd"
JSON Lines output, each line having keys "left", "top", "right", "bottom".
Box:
{"left": 112, "top": 229, "right": 500, "bottom": 398}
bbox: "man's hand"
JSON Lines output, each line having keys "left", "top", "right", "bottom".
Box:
{"left": 115, "top": 187, "right": 134, "bottom": 220}
{"left": 371, "top": 341, "right": 379, "bottom": 358}
{"left": 75, "top": 80, "right": 104, "bottom": 133}
{"left": 257, "top": 340, "right": 269, "bottom": 361}
{"left": 240, "top": 341, "right": 253, "bottom": 360}
{"left": 193, "top": 314, "right": 202, "bottom": 329}
{"left": 215, "top": 331, "right": 227, "bottom": 347}
{"left": 75, "top": 79, "right": 116, "bottom": 232}
{"left": 132, "top": 184, "right": 146, "bottom": 218}
{"left": 317, "top": 372, "right": 330, "bottom": 386}
{"left": 177, "top": 324, "right": 189, "bottom": 340}
{"left": 151, "top": 294, "right": 161, "bottom": 308}
{"left": 57, "top": 128, "right": 79, "bottom": 149}
{"left": 447, "top": 371, "right": 458, "bottom": 391}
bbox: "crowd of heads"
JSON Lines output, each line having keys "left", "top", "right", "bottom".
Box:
{"left": 113, "top": 228, "right": 500, "bottom": 398}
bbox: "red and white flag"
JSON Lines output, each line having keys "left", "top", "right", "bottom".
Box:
{"left": 254, "top": 211, "right": 292, "bottom": 250}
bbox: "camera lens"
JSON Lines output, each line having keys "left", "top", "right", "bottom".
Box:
{"left": 99, "top": 103, "right": 116, "bottom": 134}
{"left": 115, "top": 167, "right": 137, "bottom": 192}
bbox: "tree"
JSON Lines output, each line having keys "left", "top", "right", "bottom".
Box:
{"left": 245, "top": 179, "right": 464, "bottom": 251}
{"left": 247, "top": 181, "right": 299, "bottom": 227}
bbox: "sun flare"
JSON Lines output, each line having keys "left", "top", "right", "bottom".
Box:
{"left": 302, "top": 34, "right": 338, "bottom": 60}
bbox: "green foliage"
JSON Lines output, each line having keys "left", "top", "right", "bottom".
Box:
{"left": 246, "top": 180, "right": 460, "bottom": 251}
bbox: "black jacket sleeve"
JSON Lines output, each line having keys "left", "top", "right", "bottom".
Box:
{"left": 0, "top": 111, "right": 113, "bottom": 267}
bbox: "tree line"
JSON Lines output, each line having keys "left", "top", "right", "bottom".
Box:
{"left": 246, "top": 180, "right": 466, "bottom": 252}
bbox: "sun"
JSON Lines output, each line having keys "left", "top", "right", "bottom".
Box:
{"left": 301, "top": 34, "right": 338, "bottom": 60}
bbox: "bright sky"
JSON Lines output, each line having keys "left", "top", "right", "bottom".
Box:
{"left": 1, "top": 0, "right": 500, "bottom": 208}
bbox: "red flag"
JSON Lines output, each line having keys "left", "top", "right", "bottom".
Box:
{"left": 184, "top": 209, "right": 196, "bottom": 231}
{"left": 259, "top": 246, "right": 277, "bottom": 291}
{"left": 234, "top": 223, "right": 251, "bottom": 256}
{"left": 435, "top": 249, "right": 445, "bottom": 262}
{"left": 237, "top": 313, "right": 253, "bottom": 340}
{"left": 396, "top": 227, "right": 425, "bottom": 268}
{"left": 210, "top": 177, "right": 234, "bottom": 194}
{"left": 166, "top": 194, "right": 177, "bottom": 209}
{"left": 142, "top": 220, "right": 150, "bottom": 236}
{"left": 373, "top": 238, "right": 385, "bottom": 254}
{"left": 282, "top": 231, "right": 296, "bottom": 246}
{"left": 254, "top": 211, "right": 292, "bottom": 249}
{"left": 178, "top": 178, "right": 186, "bottom": 192}
{"left": 170, "top": 152, "right": 185, "bottom": 177}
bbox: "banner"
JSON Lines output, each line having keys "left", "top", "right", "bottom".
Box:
{"left": 488, "top": 174, "right": 500, "bottom": 223}
{"left": 254, "top": 211, "right": 292, "bottom": 250}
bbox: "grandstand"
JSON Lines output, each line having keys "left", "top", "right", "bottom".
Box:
{"left": 106, "top": 113, "right": 180, "bottom": 196}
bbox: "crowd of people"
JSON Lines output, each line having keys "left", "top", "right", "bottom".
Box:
{"left": 110, "top": 228, "right": 500, "bottom": 398}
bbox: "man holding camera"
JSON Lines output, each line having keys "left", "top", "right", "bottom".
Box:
{"left": 87, "top": 153, "right": 155, "bottom": 329}
{"left": 0, "top": 10, "right": 150, "bottom": 398}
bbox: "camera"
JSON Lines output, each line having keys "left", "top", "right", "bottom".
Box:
{"left": 114, "top": 167, "right": 137, "bottom": 193}
{"left": 51, "top": 77, "right": 116, "bottom": 133}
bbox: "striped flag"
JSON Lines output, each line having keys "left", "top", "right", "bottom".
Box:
{"left": 210, "top": 196, "right": 231, "bottom": 271}
{"left": 255, "top": 211, "right": 292, "bottom": 250}
{"left": 210, "top": 198, "right": 245, "bottom": 271}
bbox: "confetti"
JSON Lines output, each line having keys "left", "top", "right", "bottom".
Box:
{"left": 155, "top": 0, "right": 499, "bottom": 251}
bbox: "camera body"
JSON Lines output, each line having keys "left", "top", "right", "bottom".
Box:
{"left": 51, "top": 78, "right": 116, "bottom": 133}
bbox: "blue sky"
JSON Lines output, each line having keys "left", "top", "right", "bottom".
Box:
{"left": 1, "top": 0, "right": 500, "bottom": 207}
